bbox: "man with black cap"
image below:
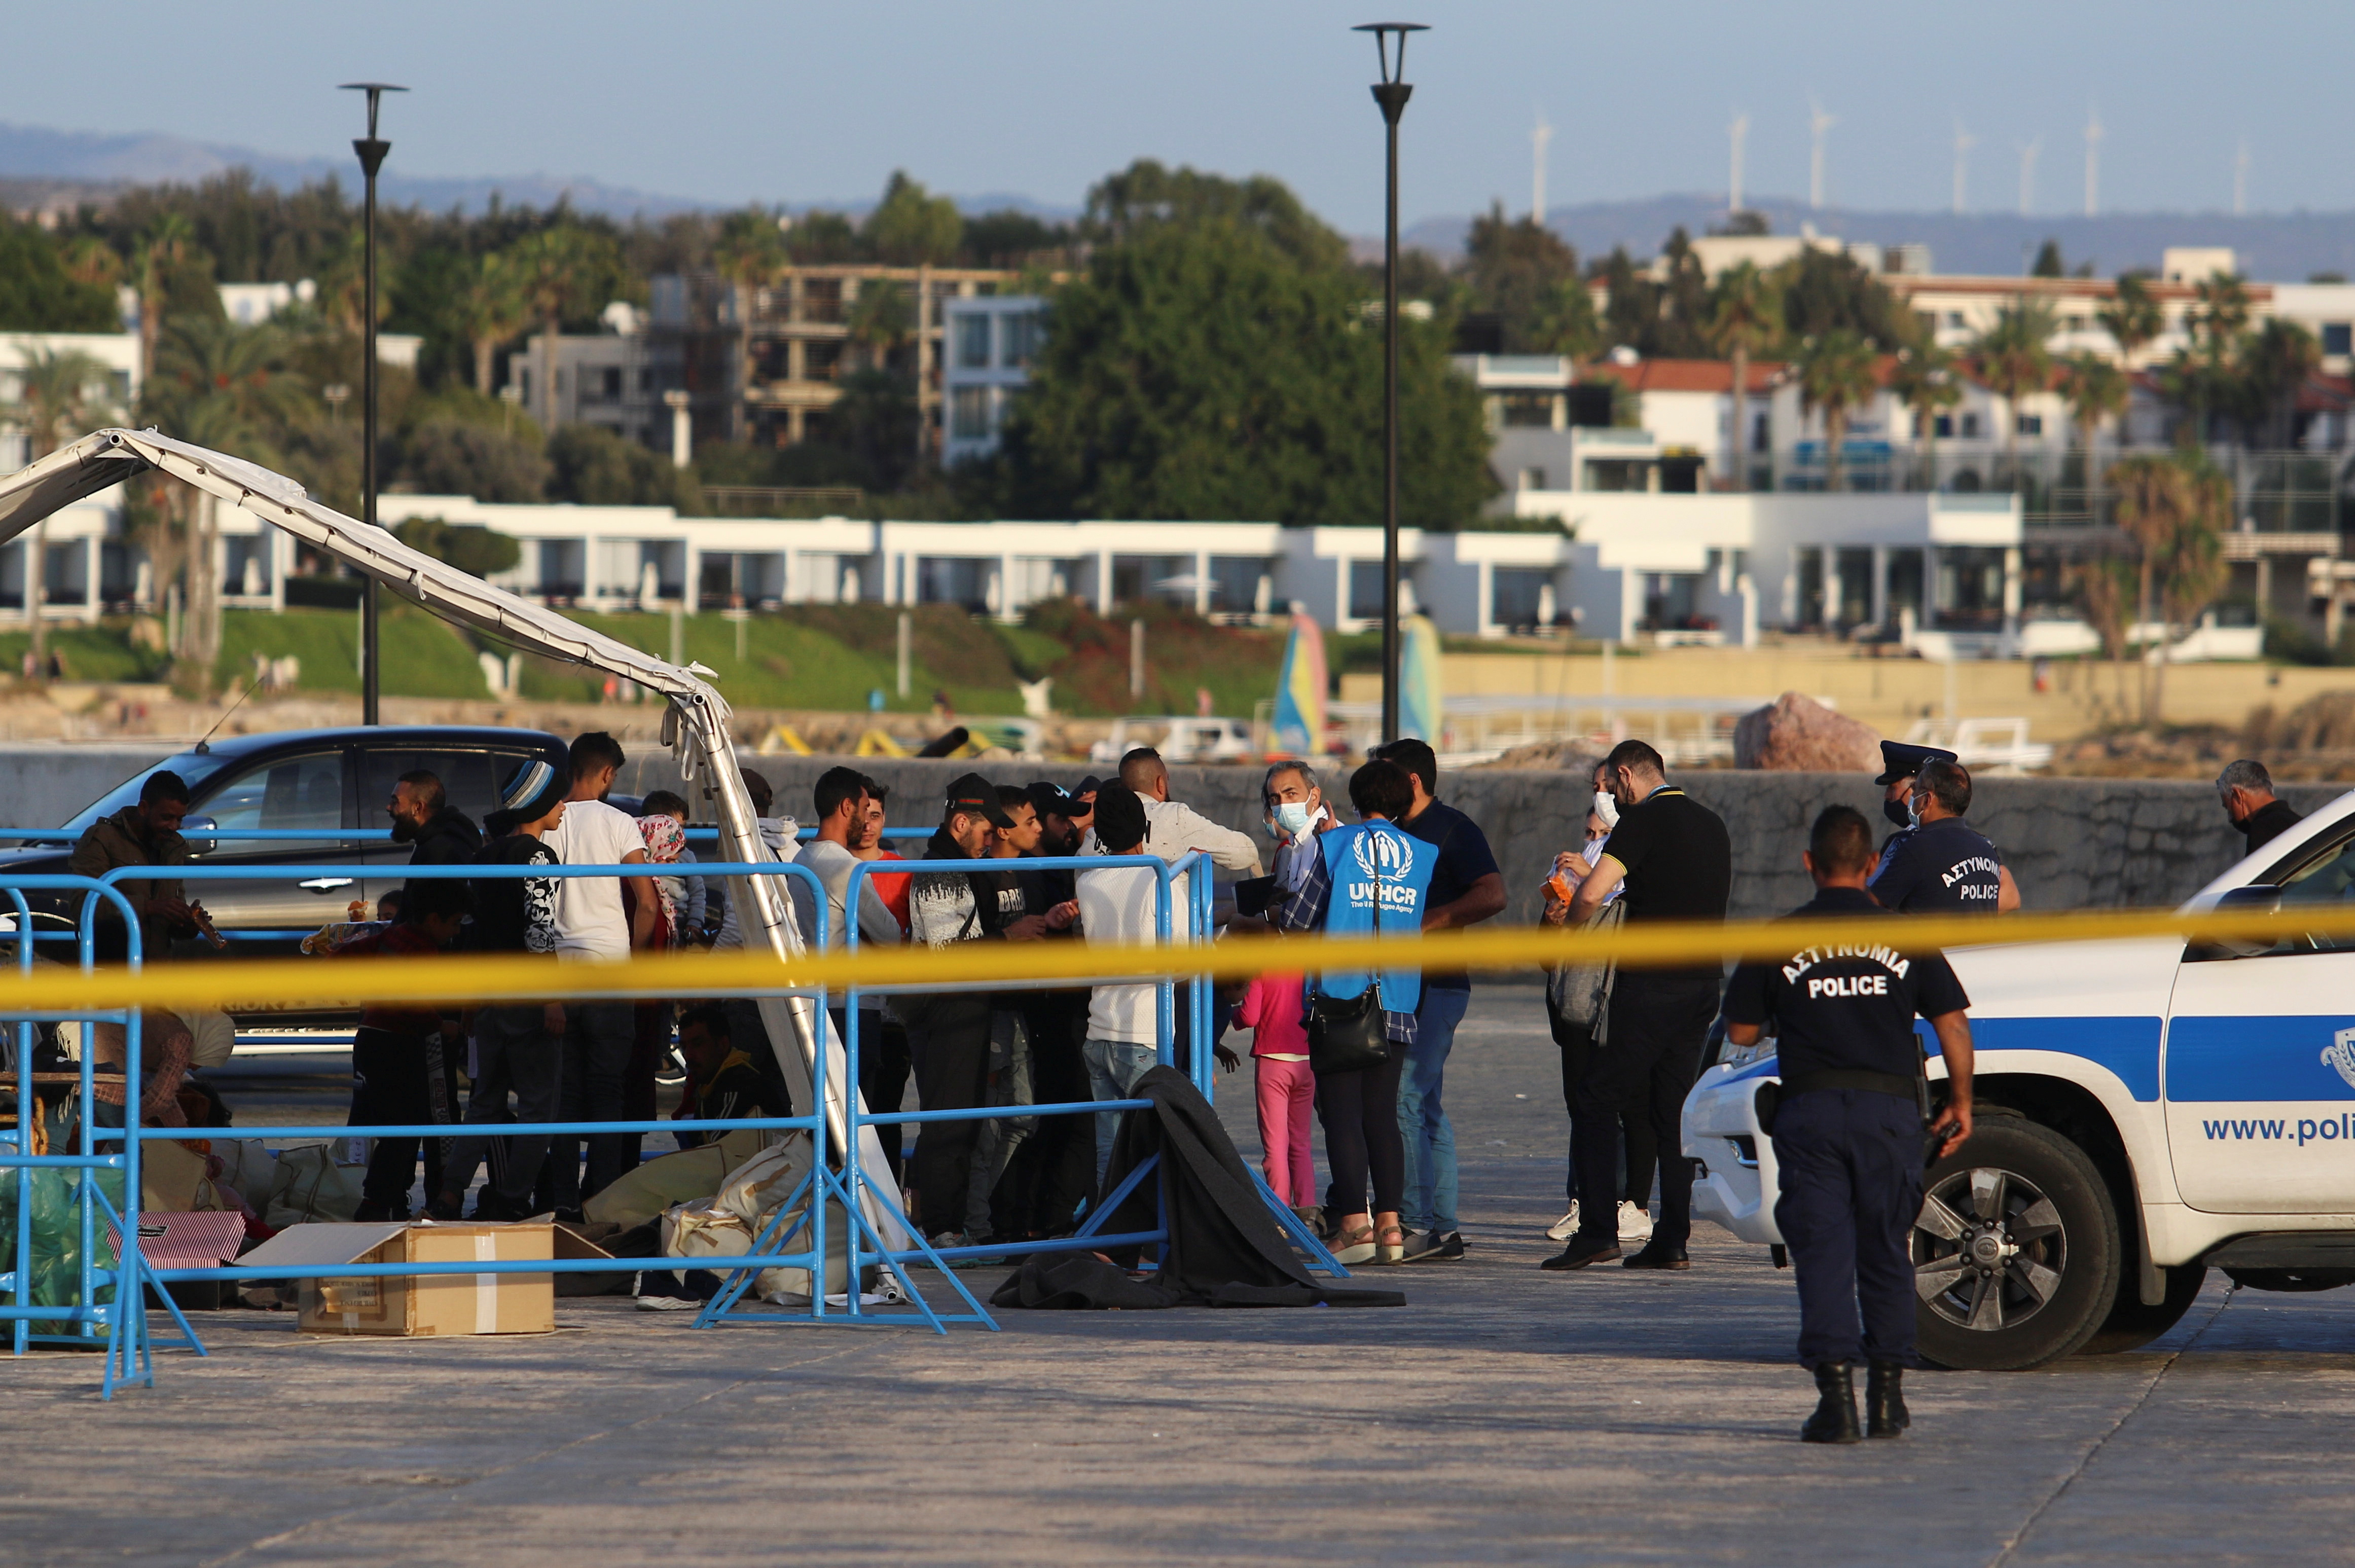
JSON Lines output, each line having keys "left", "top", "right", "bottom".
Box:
{"left": 1869, "top": 742, "right": 2019, "bottom": 914}
{"left": 898, "top": 774, "right": 1061, "bottom": 1246}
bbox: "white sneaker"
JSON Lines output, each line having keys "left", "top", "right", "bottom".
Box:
{"left": 1546, "top": 1204, "right": 1580, "bottom": 1242}
{"left": 1617, "top": 1201, "right": 1654, "bottom": 1243}
{"left": 636, "top": 1293, "right": 699, "bottom": 1312}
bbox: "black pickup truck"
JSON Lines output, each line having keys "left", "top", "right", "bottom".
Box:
{"left": 4, "top": 725, "right": 570, "bottom": 952}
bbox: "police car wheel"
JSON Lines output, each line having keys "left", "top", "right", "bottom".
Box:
{"left": 1913, "top": 1117, "right": 2121, "bottom": 1371}
{"left": 2080, "top": 1264, "right": 2208, "bottom": 1355}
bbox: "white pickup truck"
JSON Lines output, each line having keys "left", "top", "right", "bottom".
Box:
{"left": 1685, "top": 787, "right": 2355, "bottom": 1370}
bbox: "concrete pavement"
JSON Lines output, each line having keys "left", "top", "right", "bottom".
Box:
{"left": 9, "top": 984, "right": 2353, "bottom": 1565}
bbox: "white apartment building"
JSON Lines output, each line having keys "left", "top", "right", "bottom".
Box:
{"left": 940, "top": 295, "right": 1047, "bottom": 465}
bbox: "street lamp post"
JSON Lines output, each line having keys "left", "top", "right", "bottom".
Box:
{"left": 341, "top": 81, "right": 406, "bottom": 726}
{"left": 1355, "top": 22, "right": 1424, "bottom": 745}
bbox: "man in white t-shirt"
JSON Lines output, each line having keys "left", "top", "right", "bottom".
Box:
{"left": 1075, "top": 784, "right": 1189, "bottom": 1185}
{"left": 539, "top": 732, "right": 651, "bottom": 1210}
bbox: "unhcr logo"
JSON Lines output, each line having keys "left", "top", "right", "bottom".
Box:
{"left": 1351, "top": 828, "right": 1415, "bottom": 881}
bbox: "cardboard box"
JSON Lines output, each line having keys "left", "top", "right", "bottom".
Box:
{"left": 238, "top": 1221, "right": 556, "bottom": 1336}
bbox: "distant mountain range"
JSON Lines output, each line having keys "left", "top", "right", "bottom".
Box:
{"left": 10, "top": 121, "right": 2355, "bottom": 283}
{"left": 1401, "top": 194, "right": 2355, "bottom": 284}
{"left": 0, "top": 121, "right": 1080, "bottom": 222}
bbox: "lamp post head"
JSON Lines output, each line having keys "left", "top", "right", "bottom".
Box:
{"left": 339, "top": 81, "right": 408, "bottom": 137}
{"left": 1354, "top": 22, "right": 1424, "bottom": 123}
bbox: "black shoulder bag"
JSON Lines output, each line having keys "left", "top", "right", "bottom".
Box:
{"left": 1307, "top": 828, "right": 1395, "bottom": 1075}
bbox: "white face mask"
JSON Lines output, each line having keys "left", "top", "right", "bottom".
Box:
{"left": 1591, "top": 790, "right": 1620, "bottom": 830}
{"left": 1907, "top": 789, "right": 1927, "bottom": 828}
{"left": 1274, "top": 800, "right": 1318, "bottom": 837}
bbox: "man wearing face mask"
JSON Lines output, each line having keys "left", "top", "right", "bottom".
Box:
{"left": 1869, "top": 755, "right": 2018, "bottom": 914}
{"left": 1263, "top": 761, "right": 1332, "bottom": 894}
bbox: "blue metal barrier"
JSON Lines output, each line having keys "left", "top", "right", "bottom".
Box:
{"left": 0, "top": 839, "right": 1339, "bottom": 1391}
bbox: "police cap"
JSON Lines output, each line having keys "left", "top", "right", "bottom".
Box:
{"left": 1874, "top": 739, "right": 1960, "bottom": 786}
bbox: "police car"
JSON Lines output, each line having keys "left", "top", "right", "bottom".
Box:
{"left": 1685, "top": 787, "right": 2355, "bottom": 1371}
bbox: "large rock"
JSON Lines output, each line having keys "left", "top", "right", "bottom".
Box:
{"left": 1733, "top": 692, "right": 1882, "bottom": 773}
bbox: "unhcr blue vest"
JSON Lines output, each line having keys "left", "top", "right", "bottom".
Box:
{"left": 1315, "top": 819, "right": 1438, "bottom": 1014}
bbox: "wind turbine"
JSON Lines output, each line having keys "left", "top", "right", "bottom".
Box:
{"left": 1809, "top": 96, "right": 1836, "bottom": 211}
{"left": 2017, "top": 137, "right": 2042, "bottom": 217}
{"left": 1951, "top": 119, "right": 1975, "bottom": 215}
{"left": 1728, "top": 110, "right": 1749, "bottom": 213}
{"left": 2083, "top": 108, "right": 2103, "bottom": 217}
{"left": 1532, "top": 111, "right": 1552, "bottom": 223}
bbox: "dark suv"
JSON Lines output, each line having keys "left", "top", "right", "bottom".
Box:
{"left": 11, "top": 725, "right": 570, "bottom": 953}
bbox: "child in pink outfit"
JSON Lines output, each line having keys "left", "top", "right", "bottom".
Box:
{"left": 1233, "top": 971, "right": 1316, "bottom": 1205}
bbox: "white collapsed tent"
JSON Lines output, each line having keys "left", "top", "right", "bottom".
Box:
{"left": 0, "top": 426, "right": 910, "bottom": 1251}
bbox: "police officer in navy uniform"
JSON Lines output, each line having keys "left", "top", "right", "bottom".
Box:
{"left": 1870, "top": 755, "right": 2019, "bottom": 913}
{"left": 1722, "top": 805, "right": 1977, "bottom": 1443}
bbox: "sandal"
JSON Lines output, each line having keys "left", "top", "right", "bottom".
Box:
{"left": 1376, "top": 1222, "right": 1408, "bottom": 1265}
{"left": 1333, "top": 1223, "right": 1378, "bottom": 1266}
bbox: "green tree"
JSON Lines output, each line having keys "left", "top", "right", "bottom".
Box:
{"left": 1889, "top": 342, "right": 1961, "bottom": 489}
{"left": 1777, "top": 247, "right": 1915, "bottom": 347}
{"left": 1706, "top": 261, "right": 1780, "bottom": 490}
{"left": 1462, "top": 204, "right": 1581, "bottom": 353}
{"left": 2237, "top": 317, "right": 2321, "bottom": 449}
{"left": 454, "top": 250, "right": 529, "bottom": 397}
{"left": 2155, "top": 455, "right": 2231, "bottom": 719}
{"left": 6, "top": 346, "right": 116, "bottom": 675}
{"left": 0, "top": 219, "right": 118, "bottom": 333}
{"left": 959, "top": 209, "right": 1074, "bottom": 269}
{"left": 986, "top": 214, "right": 1490, "bottom": 525}
{"left": 863, "top": 172, "right": 962, "bottom": 267}
{"left": 1971, "top": 297, "right": 2056, "bottom": 486}
{"left": 1794, "top": 329, "right": 1880, "bottom": 492}
{"left": 2031, "top": 239, "right": 2066, "bottom": 278}
{"left": 147, "top": 317, "right": 306, "bottom": 669}
{"left": 847, "top": 280, "right": 914, "bottom": 371}
{"left": 391, "top": 515, "right": 523, "bottom": 576}
{"left": 2059, "top": 353, "right": 2130, "bottom": 519}
{"left": 131, "top": 213, "right": 207, "bottom": 390}
{"left": 397, "top": 421, "right": 549, "bottom": 502}
{"left": 506, "top": 226, "right": 630, "bottom": 429}
{"left": 2071, "top": 552, "right": 2138, "bottom": 710}
{"left": 2095, "top": 272, "right": 2162, "bottom": 366}
{"left": 713, "top": 208, "right": 787, "bottom": 301}
{"left": 1081, "top": 158, "right": 1348, "bottom": 273}
{"left": 547, "top": 424, "right": 692, "bottom": 507}
{"left": 2107, "top": 452, "right": 2192, "bottom": 720}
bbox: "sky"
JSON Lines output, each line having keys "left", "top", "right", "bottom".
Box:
{"left": 13, "top": 0, "right": 2351, "bottom": 227}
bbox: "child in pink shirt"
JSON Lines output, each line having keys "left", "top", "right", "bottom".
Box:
{"left": 1233, "top": 970, "right": 1316, "bottom": 1206}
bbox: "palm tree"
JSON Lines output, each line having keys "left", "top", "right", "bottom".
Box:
{"left": 2059, "top": 353, "right": 2130, "bottom": 522}
{"left": 846, "top": 279, "right": 913, "bottom": 372}
{"left": 2095, "top": 273, "right": 2162, "bottom": 367}
{"left": 1794, "top": 330, "right": 1880, "bottom": 493}
{"left": 2238, "top": 317, "right": 2321, "bottom": 450}
{"left": 2071, "top": 553, "right": 2137, "bottom": 713}
{"left": 147, "top": 318, "right": 304, "bottom": 669}
{"left": 130, "top": 213, "right": 200, "bottom": 390}
{"left": 1972, "top": 298, "right": 2057, "bottom": 489}
{"left": 1705, "top": 261, "right": 1779, "bottom": 491}
{"left": 1889, "top": 343, "right": 1961, "bottom": 490}
{"left": 2106, "top": 452, "right": 2192, "bottom": 721}
{"left": 2152, "top": 459, "right": 2230, "bottom": 720}
{"left": 6, "top": 347, "right": 114, "bottom": 677}
{"left": 457, "top": 251, "right": 529, "bottom": 397}
{"left": 506, "top": 227, "right": 619, "bottom": 429}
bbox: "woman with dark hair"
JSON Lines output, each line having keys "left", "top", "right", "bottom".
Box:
{"left": 1271, "top": 758, "right": 1437, "bottom": 1265}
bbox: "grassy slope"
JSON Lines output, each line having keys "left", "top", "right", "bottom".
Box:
{"left": 0, "top": 623, "right": 165, "bottom": 683}
{"left": 218, "top": 606, "right": 491, "bottom": 699}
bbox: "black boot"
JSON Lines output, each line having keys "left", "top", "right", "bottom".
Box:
{"left": 1800, "top": 1361, "right": 1861, "bottom": 1444}
{"left": 1865, "top": 1361, "right": 1909, "bottom": 1439}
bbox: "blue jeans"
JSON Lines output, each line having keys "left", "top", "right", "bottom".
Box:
{"left": 1082, "top": 1037, "right": 1159, "bottom": 1189}
{"left": 1398, "top": 987, "right": 1469, "bottom": 1234}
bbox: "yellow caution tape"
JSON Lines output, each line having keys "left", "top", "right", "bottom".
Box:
{"left": 0, "top": 901, "right": 2349, "bottom": 1015}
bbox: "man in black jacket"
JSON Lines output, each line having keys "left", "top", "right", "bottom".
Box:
{"left": 389, "top": 770, "right": 483, "bottom": 870}
{"left": 2218, "top": 759, "right": 2303, "bottom": 858}
{"left": 1551, "top": 739, "right": 1731, "bottom": 1272}
{"left": 899, "top": 774, "right": 1024, "bottom": 1246}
